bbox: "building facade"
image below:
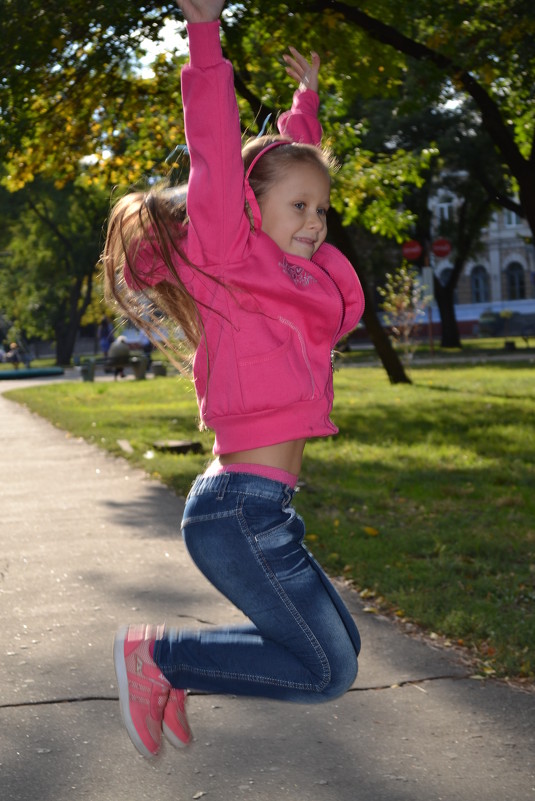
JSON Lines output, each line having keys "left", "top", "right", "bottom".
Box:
{"left": 428, "top": 194, "right": 535, "bottom": 330}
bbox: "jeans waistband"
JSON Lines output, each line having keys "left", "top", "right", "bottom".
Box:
{"left": 189, "top": 471, "right": 296, "bottom": 504}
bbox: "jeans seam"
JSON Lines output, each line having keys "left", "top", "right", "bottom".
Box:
{"left": 162, "top": 663, "right": 318, "bottom": 690}
{"left": 181, "top": 509, "right": 236, "bottom": 527}
{"left": 237, "top": 495, "right": 331, "bottom": 693}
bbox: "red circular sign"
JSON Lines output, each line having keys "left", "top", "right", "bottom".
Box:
{"left": 402, "top": 240, "right": 422, "bottom": 260}
{"left": 432, "top": 238, "right": 451, "bottom": 258}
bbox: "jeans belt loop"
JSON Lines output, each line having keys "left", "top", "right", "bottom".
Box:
{"left": 283, "top": 486, "right": 293, "bottom": 507}
{"left": 216, "top": 473, "right": 230, "bottom": 500}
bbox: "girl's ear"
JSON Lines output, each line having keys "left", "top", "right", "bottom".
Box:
{"left": 244, "top": 182, "right": 262, "bottom": 231}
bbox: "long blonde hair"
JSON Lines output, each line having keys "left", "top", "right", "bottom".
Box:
{"left": 103, "top": 185, "right": 207, "bottom": 371}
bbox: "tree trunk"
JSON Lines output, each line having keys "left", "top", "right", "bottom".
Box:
{"left": 434, "top": 278, "right": 462, "bottom": 348}
{"left": 328, "top": 210, "right": 411, "bottom": 384}
{"left": 519, "top": 179, "right": 535, "bottom": 244}
{"left": 55, "top": 318, "right": 79, "bottom": 366}
{"left": 53, "top": 269, "right": 94, "bottom": 366}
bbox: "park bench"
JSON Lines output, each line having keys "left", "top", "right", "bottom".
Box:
{"left": 77, "top": 353, "right": 167, "bottom": 381}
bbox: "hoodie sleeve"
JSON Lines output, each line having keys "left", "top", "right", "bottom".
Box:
{"left": 277, "top": 88, "right": 322, "bottom": 146}
{"left": 180, "top": 22, "right": 250, "bottom": 267}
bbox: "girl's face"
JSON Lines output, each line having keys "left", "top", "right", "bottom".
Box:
{"left": 258, "top": 163, "right": 330, "bottom": 259}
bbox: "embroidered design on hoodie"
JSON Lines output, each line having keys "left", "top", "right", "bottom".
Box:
{"left": 280, "top": 257, "right": 317, "bottom": 287}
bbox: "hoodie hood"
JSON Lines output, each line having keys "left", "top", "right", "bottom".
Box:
{"left": 244, "top": 139, "right": 292, "bottom": 230}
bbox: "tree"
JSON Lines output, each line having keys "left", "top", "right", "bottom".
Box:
{"left": 301, "top": 0, "right": 535, "bottom": 238}
{"left": 326, "top": 210, "right": 411, "bottom": 383}
{"left": 3, "top": 1, "right": 533, "bottom": 228}
{"left": 1, "top": 3, "right": 191, "bottom": 364}
{"left": 378, "top": 263, "right": 432, "bottom": 363}
{"left": 0, "top": 179, "right": 107, "bottom": 364}
{"left": 430, "top": 167, "right": 494, "bottom": 348}
{"left": 372, "top": 100, "right": 505, "bottom": 347}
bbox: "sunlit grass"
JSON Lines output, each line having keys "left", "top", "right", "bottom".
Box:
{"left": 6, "top": 361, "right": 535, "bottom": 681}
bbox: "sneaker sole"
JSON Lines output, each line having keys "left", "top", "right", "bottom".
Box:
{"left": 113, "top": 626, "right": 157, "bottom": 758}
{"left": 162, "top": 718, "right": 192, "bottom": 749}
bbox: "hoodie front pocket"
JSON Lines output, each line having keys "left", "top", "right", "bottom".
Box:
{"left": 237, "top": 321, "right": 315, "bottom": 413}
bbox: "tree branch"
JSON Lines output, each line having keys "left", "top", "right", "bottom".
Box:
{"left": 306, "top": 0, "right": 528, "bottom": 181}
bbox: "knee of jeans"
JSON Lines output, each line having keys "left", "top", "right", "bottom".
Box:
{"left": 314, "top": 648, "right": 358, "bottom": 703}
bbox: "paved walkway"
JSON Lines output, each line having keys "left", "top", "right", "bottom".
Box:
{"left": 1, "top": 375, "right": 534, "bottom": 801}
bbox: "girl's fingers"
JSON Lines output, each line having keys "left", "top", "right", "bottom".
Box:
{"left": 284, "top": 47, "right": 320, "bottom": 91}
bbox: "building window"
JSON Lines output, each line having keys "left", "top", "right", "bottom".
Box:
{"left": 505, "top": 261, "right": 525, "bottom": 300}
{"left": 471, "top": 265, "right": 489, "bottom": 303}
{"left": 504, "top": 209, "right": 521, "bottom": 227}
{"left": 437, "top": 196, "right": 454, "bottom": 222}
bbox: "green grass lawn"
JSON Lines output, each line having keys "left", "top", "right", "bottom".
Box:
{"left": 341, "top": 334, "right": 535, "bottom": 364}
{"left": 5, "top": 361, "right": 535, "bottom": 682}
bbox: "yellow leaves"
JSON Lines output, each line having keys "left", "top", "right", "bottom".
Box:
{"left": 363, "top": 525, "right": 380, "bottom": 537}
{"left": 323, "top": 10, "right": 345, "bottom": 29}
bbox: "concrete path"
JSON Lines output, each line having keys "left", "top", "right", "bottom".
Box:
{"left": 1, "top": 375, "right": 534, "bottom": 801}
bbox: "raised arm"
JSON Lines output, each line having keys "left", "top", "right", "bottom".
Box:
{"left": 176, "top": 1, "right": 251, "bottom": 265}
{"left": 278, "top": 47, "right": 322, "bottom": 146}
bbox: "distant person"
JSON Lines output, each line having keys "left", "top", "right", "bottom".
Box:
{"left": 6, "top": 342, "right": 21, "bottom": 369}
{"left": 140, "top": 332, "right": 153, "bottom": 370}
{"left": 98, "top": 315, "right": 114, "bottom": 358}
{"left": 107, "top": 336, "right": 130, "bottom": 379}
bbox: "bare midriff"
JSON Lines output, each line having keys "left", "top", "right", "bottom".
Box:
{"left": 219, "top": 438, "right": 307, "bottom": 477}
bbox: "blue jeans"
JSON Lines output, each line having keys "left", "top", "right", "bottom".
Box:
{"left": 153, "top": 472, "right": 360, "bottom": 702}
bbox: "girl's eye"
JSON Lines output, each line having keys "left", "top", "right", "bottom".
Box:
{"left": 294, "top": 202, "right": 305, "bottom": 210}
{"left": 317, "top": 208, "right": 327, "bottom": 217}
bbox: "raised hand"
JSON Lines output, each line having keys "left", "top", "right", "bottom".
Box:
{"left": 175, "top": 0, "right": 226, "bottom": 24}
{"left": 283, "top": 46, "right": 320, "bottom": 93}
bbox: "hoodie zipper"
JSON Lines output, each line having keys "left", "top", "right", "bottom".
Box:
{"left": 279, "top": 316, "right": 316, "bottom": 397}
{"left": 314, "top": 251, "right": 346, "bottom": 372}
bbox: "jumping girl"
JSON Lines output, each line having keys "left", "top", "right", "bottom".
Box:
{"left": 105, "top": 0, "right": 364, "bottom": 758}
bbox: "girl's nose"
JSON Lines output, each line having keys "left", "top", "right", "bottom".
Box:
{"left": 307, "top": 212, "right": 324, "bottom": 229}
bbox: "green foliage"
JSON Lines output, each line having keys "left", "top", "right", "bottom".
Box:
{"left": 0, "top": 179, "right": 108, "bottom": 352}
{"left": 332, "top": 139, "right": 435, "bottom": 238}
{"left": 4, "top": 0, "right": 532, "bottom": 230}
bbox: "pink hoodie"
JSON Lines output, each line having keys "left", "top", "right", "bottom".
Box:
{"left": 132, "top": 21, "right": 365, "bottom": 455}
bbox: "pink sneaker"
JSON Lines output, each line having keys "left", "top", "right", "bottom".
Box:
{"left": 113, "top": 624, "right": 171, "bottom": 758}
{"left": 162, "top": 688, "right": 193, "bottom": 749}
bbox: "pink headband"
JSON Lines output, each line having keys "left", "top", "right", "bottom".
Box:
{"left": 245, "top": 139, "right": 293, "bottom": 180}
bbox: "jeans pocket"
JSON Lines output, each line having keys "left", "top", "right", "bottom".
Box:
{"left": 249, "top": 506, "right": 309, "bottom": 581}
